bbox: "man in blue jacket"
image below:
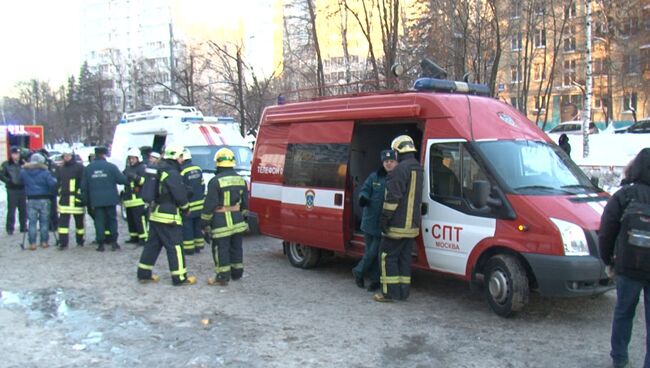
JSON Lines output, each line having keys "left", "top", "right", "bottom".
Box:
{"left": 352, "top": 149, "right": 397, "bottom": 292}
{"left": 20, "top": 153, "right": 56, "bottom": 250}
{"left": 81, "top": 146, "right": 128, "bottom": 252}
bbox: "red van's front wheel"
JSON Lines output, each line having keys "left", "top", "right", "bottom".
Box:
{"left": 285, "top": 242, "right": 321, "bottom": 269}
{"left": 484, "top": 254, "right": 530, "bottom": 317}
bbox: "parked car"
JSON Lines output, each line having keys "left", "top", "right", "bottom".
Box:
{"left": 547, "top": 121, "right": 598, "bottom": 134}
{"left": 625, "top": 118, "right": 650, "bottom": 134}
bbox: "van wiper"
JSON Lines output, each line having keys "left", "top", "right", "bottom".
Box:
{"left": 513, "top": 185, "right": 571, "bottom": 194}
{"left": 561, "top": 184, "right": 597, "bottom": 193}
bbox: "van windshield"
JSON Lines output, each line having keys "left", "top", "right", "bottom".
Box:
{"left": 473, "top": 140, "right": 598, "bottom": 195}
{"left": 186, "top": 145, "right": 253, "bottom": 173}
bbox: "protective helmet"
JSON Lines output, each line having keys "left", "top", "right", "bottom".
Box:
{"left": 182, "top": 148, "right": 192, "bottom": 160}
{"left": 391, "top": 135, "right": 416, "bottom": 154}
{"left": 214, "top": 148, "right": 236, "bottom": 168}
{"left": 126, "top": 148, "right": 141, "bottom": 160}
{"left": 163, "top": 144, "right": 185, "bottom": 160}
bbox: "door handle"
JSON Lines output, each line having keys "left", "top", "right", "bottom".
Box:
{"left": 334, "top": 193, "right": 343, "bottom": 206}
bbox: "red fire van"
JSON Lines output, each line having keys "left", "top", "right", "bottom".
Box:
{"left": 249, "top": 78, "right": 612, "bottom": 316}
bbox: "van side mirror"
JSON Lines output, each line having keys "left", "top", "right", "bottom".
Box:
{"left": 590, "top": 176, "right": 599, "bottom": 188}
{"left": 471, "top": 180, "right": 490, "bottom": 208}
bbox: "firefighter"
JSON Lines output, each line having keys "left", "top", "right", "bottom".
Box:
{"left": 81, "top": 146, "right": 128, "bottom": 251}
{"left": 180, "top": 148, "right": 205, "bottom": 255}
{"left": 137, "top": 144, "right": 196, "bottom": 286}
{"left": 201, "top": 148, "right": 249, "bottom": 286}
{"left": 122, "top": 148, "right": 148, "bottom": 246}
{"left": 374, "top": 135, "right": 424, "bottom": 303}
{"left": 55, "top": 148, "right": 85, "bottom": 249}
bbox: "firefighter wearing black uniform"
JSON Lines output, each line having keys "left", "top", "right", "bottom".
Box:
{"left": 123, "top": 148, "right": 148, "bottom": 246}
{"left": 137, "top": 144, "right": 196, "bottom": 286}
{"left": 180, "top": 148, "right": 205, "bottom": 255}
{"left": 374, "top": 135, "right": 424, "bottom": 302}
{"left": 55, "top": 148, "right": 85, "bottom": 249}
{"left": 201, "top": 148, "right": 249, "bottom": 286}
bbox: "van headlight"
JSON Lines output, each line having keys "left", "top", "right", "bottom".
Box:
{"left": 550, "top": 218, "right": 590, "bottom": 256}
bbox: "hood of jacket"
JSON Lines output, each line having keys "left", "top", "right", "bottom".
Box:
{"left": 628, "top": 148, "right": 650, "bottom": 186}
{"left": 23, "top": 162, "right": 49, "bottom": 170}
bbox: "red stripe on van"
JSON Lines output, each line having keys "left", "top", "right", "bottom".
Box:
{"left": 210, "top": 126, "right": 227, "bottom": 145}
{"left": 198, "top": 126, "right": 216, "bottom": 145}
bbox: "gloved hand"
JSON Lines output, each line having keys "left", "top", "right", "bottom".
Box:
{"left": 359, "top": 196, "right": 369, "bottom": 207}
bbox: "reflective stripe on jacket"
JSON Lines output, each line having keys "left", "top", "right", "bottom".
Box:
{"left": 149, "top": 160, "right": 189, "bottom": 225}
{"left": 201, "top": 168, "right": 248, "bottom": 238}
{"left": 381, "top": 154, "right": 424, "bottom": 239}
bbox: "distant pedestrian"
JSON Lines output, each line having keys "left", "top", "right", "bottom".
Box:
{"left": 599, "top": 148, "right": 650, "bottom": 368}
{"left": 20, "top": 153, "right": 56, "bottom": 250}
{"left": 81, "top": 146, "right": 128, "bottom": 252}
{"left": 352, "top": 149, "right": 397, "bottom": 292}
{"left": 559, "top": 134, "right": 571, "bottom": 157}
{"left": 0, "top": 146, "right": 27, "bottom": 235}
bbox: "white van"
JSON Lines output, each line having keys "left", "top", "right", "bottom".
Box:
{"left": 109, "top": 105, "right": 253, "bottom": 181}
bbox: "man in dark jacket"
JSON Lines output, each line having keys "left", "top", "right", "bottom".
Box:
{"left": 55, "top": 148, "right": 85, "bottom": 249}
{"left": 137, "top": 144, "right": 196, "bottom": 286}
{"left": 20, "top": 153, "right": 56, "bottom": 250}
{"left": 352, "top": 149, "right": 397, "bottom": 292}
{"left": 123, "top": 148, "right": 148, "bottom": 246}
{"left": 180, "top": 148, "right": 205, "bottom": 255}
{"left": 374, "top": 135, "right": 424, "bottom": 303}
{"left": 81, "top": 146, "right": 128, "bottom": 251}
{"left": 558, "top": 134, "right": 571, "bottom": 157}
{"left": 0, "top": 146, "right": 27, "bottom": 234}
{"left": 599, "top": 148, "right": 650, "bottom": 368}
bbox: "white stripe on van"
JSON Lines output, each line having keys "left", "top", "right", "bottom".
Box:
{"left": 251, "top": 182, "right": 344, "bottom": 210}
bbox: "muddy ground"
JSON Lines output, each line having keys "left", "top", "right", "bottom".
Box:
{"left": 0, "top": 214, "right": 646, "bottom": 368}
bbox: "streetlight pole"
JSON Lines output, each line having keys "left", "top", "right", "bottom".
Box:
{"left": 583, "top": 0, "right": 593, "bottom": 158}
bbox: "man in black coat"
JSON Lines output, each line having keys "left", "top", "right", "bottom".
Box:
{"left": 55, "top": 148, "right": 86, "bottom": 249}
{"left": 81, "top": 146, "right": 128, "bottom": 251}
{"left": 599, "top": 148, "right": 650, "bottom": 368}
{"left": 0, "top": 146, "right": 27, "bottom": 234}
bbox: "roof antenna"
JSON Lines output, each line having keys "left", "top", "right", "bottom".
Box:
{"left": 420, "top": 58, "right": 447, "bottom": 79}
{"left": 462, "top": 72, "right": 471, "bottom": 83}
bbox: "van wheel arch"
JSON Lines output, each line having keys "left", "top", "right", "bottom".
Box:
{"left": 472, "top": 246, "right": 537, "bottom": 290}
{"left": 284, "top": 241, "right": 321, "bottom": 269}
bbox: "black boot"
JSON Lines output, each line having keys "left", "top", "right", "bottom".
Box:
{"left": 96, "top": 242, "right": 105, "bottom": 252}
{"left": 125, "top": 237, "right": 138, "bottom": 244}
{"left": 111, "top": 242, "right": 121, "bottom": 251}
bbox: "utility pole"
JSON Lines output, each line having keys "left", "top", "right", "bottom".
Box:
{"left": 583, "top": 0, "right": 593, "bottom": 158}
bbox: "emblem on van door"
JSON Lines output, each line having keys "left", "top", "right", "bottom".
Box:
{"left": 305, "top": 190, "right": 315, "bottom": 209}
{"left": 497, "top": 112, "right": 516, "bottom": 127}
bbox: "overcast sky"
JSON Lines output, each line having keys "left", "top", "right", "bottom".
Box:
{"left": 0, "top": 0, "right": 82, "bottom": 96}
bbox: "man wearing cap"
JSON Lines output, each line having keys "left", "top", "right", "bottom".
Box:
{"left": 374, "top": 135, "right": 424, "bottom": 303}
{"left": 352, "top": 149, "right": 397, "bottom": 292}
{"left": 0, "top": 146, "right": 27, "bottom": 235}
{"left": 81, "top": 146, "right": 128, "bottom": 251}
{"left": 55, "top": 148, "right": 86, "bottom": 249}
{"left": 20, "top": 153, "right": 56, "bottom": 250}
{"left": 148, "top": 151, "right": 161, "bottom": 168}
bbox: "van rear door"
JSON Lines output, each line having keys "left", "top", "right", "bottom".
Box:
{"left": 421, "top": 139, "right": 497, "bottom": 276}
{"left": 281, "top": 121, "right": 354, "bottom": 251}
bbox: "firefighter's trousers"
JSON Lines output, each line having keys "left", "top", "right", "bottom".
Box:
{"left": 92, "top": 206, "right": 117, "bottom": 244}
{"left": 57, "top": 213, "right": 85, "bottom": 247}
{"left": 137, "top": 222, "right": 189, "bottom": 285}
{"left": 211, "top": 233, "right": 243, "bottom": 282}
{"left": 182, "top": 214, "right": 204, "bottom": 254}
{"left": 126, "top": 205, "right": 148, "bottom": 242}
{"left": 379, "top": 237, "right": 414, "bottom": 300}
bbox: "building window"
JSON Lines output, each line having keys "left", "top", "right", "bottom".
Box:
{"left": 565, "top": 3, "right": 577, "bottom": 18}
{"left": 620, "top": 17, "right": 638, "bottom": 37}
{"left": 593, "top": 94, "right": 603, "bottom": 109}
{"left": 510, "top": 0, "right": 522, "bottom": 18}
{"left": 533, "top": 63, "right": 545, "bottom": 81}
{"left": 510, "top": 65, "right": 521, "bottom": 83}
{"left": 623, "top": 92, "right": 637, "bottom": 112}
{"left": 510, "top": 97, "right": 524, "bottom": 110}
{"left": 534, "top": 29, "right": 546, "bottom": 48}
{"left": 641, "top": 48, "right": 650, "bottom": 72}
{"left": 593, "top": 58, "right": 605, "bottom": 75}
{"left": 535, "top": 96, "right": 546, "bottom": 111}
{"left": 563, "top": 60, "right": 576, "bottom": 86}
{"left": 625, "top": 53, "right": 640, "bottom": 74}
{"left": 511, "top": 33, "right": 522, "bottom": 51}
{"left": 564, "top": 26, "right": 576, "bottom": 52}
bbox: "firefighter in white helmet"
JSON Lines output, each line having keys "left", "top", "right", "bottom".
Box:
{"left": 137, "top": 144, "right": 196, "bottom": 286}
{"left": 374, "top": 135, "right": 424, "bottom": 302}
{"left": 201, "top": 147, "right": 249, "bottom": 286}
{"left": 122, "top": 148, "right": 148, "bottom": 246}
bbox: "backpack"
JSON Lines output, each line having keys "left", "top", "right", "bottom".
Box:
{"left": 616, "top": 199, "right": 650, "bottom": 273}
{"left": 140, "top": 167, "right": 160, "bottom": 204}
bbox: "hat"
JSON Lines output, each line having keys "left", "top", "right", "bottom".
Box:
{"left": 30, "top": 153, "right": 45, "bottom": 164}
{"left": 10, "top": 146, "right": 20, "bottom": 153}
{"left": 95, "top": 146, "right": 109, "bottom": 155}
{"left": 380, "top": 149, "right": 397, "bottom": 162}
{"left": 149, "top": 152, "right": 161, "bottom": 159}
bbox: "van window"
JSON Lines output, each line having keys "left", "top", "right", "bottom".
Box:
{"left": 430, "top": 143, "right": 489, "bottom": 203}
{"left": 284, "top": 143, "right": 349, "bottom": 189}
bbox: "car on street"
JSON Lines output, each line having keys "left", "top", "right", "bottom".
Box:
{"left": 625, "top": 118, "right": 650, "bottom": 134}
{"left": 547, "top": 121, "right": 599, "bottom": 135}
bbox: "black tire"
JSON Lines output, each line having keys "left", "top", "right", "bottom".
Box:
{"left": 286, "top": 242, "right": 321, "bottom": 269}
{"left": 484, "top": 254, "right": 529, "bottom": 317}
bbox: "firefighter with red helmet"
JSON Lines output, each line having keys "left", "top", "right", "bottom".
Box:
{"left": 137, "top": 144, "right": 196, "bottom": 286}
{"left": 55, "top": 147, "right": 85, "bottom": 249}
{"left": 123, "top": 148, "right": 148, "bottom": 246}
{"left": 374, "top": 135, "right": 424, "bottom": 302}
{"left": 201, "top": 147, "right": 249, "bottom": 286}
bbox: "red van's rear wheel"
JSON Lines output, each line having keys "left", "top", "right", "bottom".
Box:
{"left": 286, "top": 242, "right": 321, "bottom": 269}
{"left": 484, "top": 254, "right": 529, "bottom": 317}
